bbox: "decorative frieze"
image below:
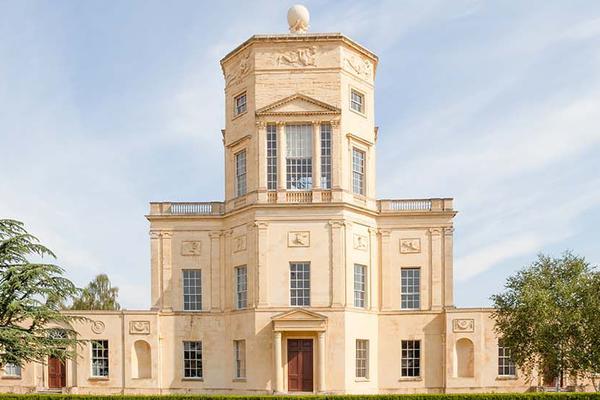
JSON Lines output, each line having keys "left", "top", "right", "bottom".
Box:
{"left": 225, "top": 51, "right": 252, "bottom": 87}
{"left": 129, "top": 321, "right": 151, "bottom": 335}
{"left": 344, "top": 55, "right": 373, "bottom": 79}
{"left": 453, "top": 319, "right": 475, "bottom": 333}
{"left": 181, "top": 241, "right": 202, "bottom": 256}
{"left": 288, "top": 231, "right": 310, "bottom": 247}
{"left": 400, "top": 238, "right": 421, "bottom": 254}
{"left": 277, "top": 47, "right": 317, "bottom": 67}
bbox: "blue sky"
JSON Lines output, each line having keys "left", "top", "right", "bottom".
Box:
{"left": 1, "top": 0, "right": 599, "bottom": 309}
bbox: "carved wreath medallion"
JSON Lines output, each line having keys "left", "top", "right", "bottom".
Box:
{"left": 453, "top": 319, "right": 475, "bottom": 333}
{"left": 91, "top": 320, "right": 105, "bottom": 334}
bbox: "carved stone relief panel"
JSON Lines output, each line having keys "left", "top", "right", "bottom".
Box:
{"left": 344, "top": 55, "right": 373, "bottom": 79}
{"left": 277, "top": 47, "right": 317, "bottom": 67}
{"left": 233, "top": 235, "right": 247, "bottom": 253}
{"left": 129, "top": 321, "right": 151, "bottom": 335}
{"left": 225, "top": 51, "right": 252, "bottom": 87}
{"left": 400, "top": 238, "right": 421, "bottom": 254}
{"left": 353, "top": 234, "right": 368, "bottom": 251}
{"left": 288, "top": 231, "right": 310, "bottom": 247}
{"left": 181, "top": 241, "right": 202, "bottom": 256}
{"left": 453, "top": 319, "right": 475, "bottom": 333}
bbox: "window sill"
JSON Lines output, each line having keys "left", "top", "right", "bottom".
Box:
{"left": 355, "top": 378, "right": 370, "bottom": 382}
{"left": 232, "top": 378, "right": 247, "bottom": 382}
{"left": 232, "top": 111, "right": 248, "bottom": 121}
{"left": 496, "top": 375, "right": 518, "bottom": 381}
{"left": 1, "top": 376, "right": 22, "bottom": 380}
{"left": 182, "top": 378, "right": 204, "bottom": 382}
{"left": 349, "top": 107, "right": 367, "bottom": 118}
{"left": 398, "top": 377, "right": 422, "bottom": 382}
{"left": 88, "top": 377, "right": 109, "bottom": 381}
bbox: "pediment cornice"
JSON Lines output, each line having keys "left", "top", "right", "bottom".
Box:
{"left": 256, "top": 94, "right": 341, "bottom": 117}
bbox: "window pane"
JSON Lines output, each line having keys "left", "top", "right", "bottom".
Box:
{"left": 4, "top": 363, "right": 21, "bottom": 377}
{"left": 498, "top": 340, "right": 516, "bottom": 376}
{"left": 235, "top": 150, "right": 247, "bottom": 197}
{"left": 355, "top": 339, "right": 369, "bottom": 378}
{"left": 352, "top": 148, "right": 365, "bottom": 195}
{"left": 286, "top": 124, "right": 313, "bottom": 190}
{"left": 351, "top": 90, "right": 364, "bottom": 113}
{"left": 354, "top": 264, "right": 366, "bottom": 308}
{"left": 183, "top": 341, "right": 203, "bottom": 378}
{"left": 236, "top": 266, "right": 247, "bottom": 309}
{"left": 91, "top": 340, "right": 109, "bottom": 377}
{"left": 235, "top": 93, "right": 247, "bottom": 115}
{"left": 320, "top": 124, "right": 332, "bottom": 189}
{"left": 183, "top": 269, "right": 202, "bottom": 311}
{"left": 401, "top": 268, "right": 420, "bottom": 310}
{"left": 401, "top": 340, "right": 420, "bottom": 377}
{"left": 234, "top": 340, "right": 246, "bottom": 379}
{"left": 290, "top": 262, "right": 310, "bottom": 306}
{"left": 267, "top": 124, "right": 278, "bottom": 190}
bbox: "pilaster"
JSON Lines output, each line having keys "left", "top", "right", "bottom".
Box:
{"left": 223, "top": 229, "right": 233, "bottom": 311}
{"left": 329, "top": 220, "right": 346, "bottom": 307}
{"left": 209, "top": 231, "right": 222, "bottom": 312}
{"left": 312, "top": 121, "right": 321, "bottom": 190}
{"left": 255, "top": 221, "right": 270, "bottom": 306}
{"left": 256, "top": 121, "right": 267, "bottom": 197}
{"left": 444, "top": 227, "right": 454, "bottom": 307}
{"left": 276, "top": 122, "right": 287, "bottom": 201}
{"left": 379, "top": 229, "right": 392, "bottom": 310}
{"left": 150, "top": 230, "right": 161, "bottom": 310}
{"left": 161, "top": 231, "right": 173, "bottom": 312}
{"left": 430, "top": 227, "right": 443, "bottom": 310}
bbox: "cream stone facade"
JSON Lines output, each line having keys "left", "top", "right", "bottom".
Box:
{"left": 2, "top": 18, "right": 555, "bottom": 395}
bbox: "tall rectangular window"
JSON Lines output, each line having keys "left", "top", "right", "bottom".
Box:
{"left": 290, "top": 262, "right": 310, "bottom": 306}
{"left": 235, "top": 266, "right": 247, "bottom": 309}
{"left": 352, "top": 148, "right": 365, "bottom": 195}
{"left": 183, "top": 341, "right": 203, "bottom": 378}
{"left": 401, "top": 340, "right": 420, "bottom": 377}
{"left": 498, "top": 341, "right": 516, "bottom": 376}
{"left": 234, "top": 340, "right": 246, "bottom": 379}
{"left": 91, "top": 340, "right": 109, "bottom": 377}
{"left": 235, "top": 150, "right": 247, "bottom": 197}
{"left": 286, "top": 124, "right": 312, "bottom": 190}
{"left": 354, "top": 264, "right": 367, "bottom": 308}
{"left": 350, "top": 89, "right": 364, "bottom": 113}
{"left": 401, "top": 268, "right": 420, "bottom": 310}
{"left": 355, "top": 339, "right": 369, "bottom": 378}
{"left": 183, "top": 269, "right": 202, "bottom": 311}
{"left": 267, "top": 124, "right": 277, "bottom": 190}
{"left": 320, "top": 123, "right": 332, "bottom": 189}
{"left": 4, "top": 363, "right": 21, "bottom": 378}
{"left": 234, "top": 92, "right": 247, "bottom": 116}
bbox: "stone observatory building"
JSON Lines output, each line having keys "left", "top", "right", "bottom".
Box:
{"left": 2, "top": 5, "right": 537, "bottom": 395}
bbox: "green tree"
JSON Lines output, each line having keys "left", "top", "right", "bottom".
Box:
{"left": 71, "top": 273, "right": 120, "bottom": 310}
{"left": 491, "top": 251, "right": 599, "bottom": 391}
{"left": 0, "top": 219, "right": 81, "bottom": 367}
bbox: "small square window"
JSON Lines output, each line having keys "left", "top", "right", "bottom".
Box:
{"left": 234, "top": 93, "right": 247, "bottom": 116}
{"left": 350, "top": 89, "right": 364, "bottom": 113}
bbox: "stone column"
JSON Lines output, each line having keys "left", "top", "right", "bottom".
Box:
{"left": 277, "top": 123, "right": 287, "bottom": 202}
{"left": 209, "top": 231, "right": 222, "bottom": 311}
{"left": 318, "top": 331, "right": 326, "bottom": 392}
{"left": 161, "top": 231, "right": 173, "bottom": 311}
{"left": 330, "top": 119, "right": 341, "bottom": 190}
{"left": 379, "top": 229, "right": 391, "bottom": 310}
{"left": 257, "top": 121, "right": 267, "bottom": 200}
{"left": 223, "top": 229, "right": 233, "bottom": 310}
{"left": 368, "top": 227, "right": 378, "bottom": 311}
{"left": 150, "top": 231, "right": 161, "bottom": 310}
{"left": 329, "top": 220, "right": 345, "bottom": 307}
{"left": 444, "top": 227, "right": 454, "bottom": 307}
{"left": 430, "top": 228, "right": 443, "bottom": 310}
{"left": 246, "top": 222, "right": 257, "bottom": 307}
{"left": 256, "top": 222, "right": 269, "bottom": 306}
{"left": 312, "top": 121, "right": 321, "bottom": 190}
{"left": 274, "top": 331, "right": 283, "bottom": 393}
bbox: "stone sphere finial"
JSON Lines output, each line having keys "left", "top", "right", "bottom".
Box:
{"left": 287, "top": 4, "right": 310, "bottom": 34}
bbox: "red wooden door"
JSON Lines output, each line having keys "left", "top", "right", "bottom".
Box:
{"left": 48, "top": 356, "right": 66, "bottom": 388}
{"left": 287, "top": 339, "right": 313, "bottom": 392}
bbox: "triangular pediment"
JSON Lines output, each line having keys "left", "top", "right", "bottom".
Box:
{"left": 272, "top": 308, "right": 327, "bottom": 322}
{"left": 256, "top": 94, "right": 341, "bottom": 116}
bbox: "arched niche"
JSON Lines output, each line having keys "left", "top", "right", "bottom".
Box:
{"left": 455, "top": 338, "right": 474, "bottom": 378}
{"left": 131, "top": 340, "right": 152, "bottom": 379}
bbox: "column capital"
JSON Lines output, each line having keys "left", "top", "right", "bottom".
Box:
{"left": 255, "top": 120, "right": 267, "bottom": 128}
{"left": 209, "top": 231, "right": 222, "bottom": 239}
{"left": 429, "top": 227, "right": 443, "bottom": 236}
{"left": 161, "top": 231, "right": 173, "bottom": 239}
{"left": 378, "top": 228, "right": 392, "bottom": 237}
{"left": 224, "top": 229, "right": 234, "bottom": 237}
{"left": 444, "top": 227, "right": 455, "bottom": 236}
{"left": 328, "top": 220, "right": 345, "bottom": 228}
{"left": 254, "top": 221, "right": 269, "bottom": 230}
{"left": 274, "top": 331, "right": 282, "bottom": 339}
{"left": 330, "top": 119, "right": 340, "bottom": 127}
{"left": 150, "top": 230, "right": 161, "bottom": 239}
{"left": 276, "top": 121, "right": 286, "bottom": 127}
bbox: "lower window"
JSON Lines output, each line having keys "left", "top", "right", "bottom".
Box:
{"left": 498, "top": 341, "right": 516, "bottom": 376}
{"left": 234, "top": 340, "right": 246, "bottom": 379}
{"left": 355, "top": 339, "right": 369, "bottom": 378}
{"left": 91, "top": 340, "right": 109, "bottom": 377}
{"left": 183, "top": 341, "right": 203, "bottom": 378}
{"left": 4, "top": 363, "right": 21, "bottom": 378}
{"left": 401, "top": 340, "right": 420, "bottom": 377}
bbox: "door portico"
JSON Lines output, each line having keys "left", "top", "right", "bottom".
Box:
{"left": 272, "top": 309, "right": 327, "bottom": 393}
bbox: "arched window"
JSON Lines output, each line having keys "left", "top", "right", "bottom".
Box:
{"left": 131, "top": 340, "right": 151, "bottom": 379}
{"left": 455, "top": 338, "right": 474, "bottom": 378}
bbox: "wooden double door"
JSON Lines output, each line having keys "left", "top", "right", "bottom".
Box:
{"left": 287, "top": 339, "right": 313, "bottom": 392}
{"left": 48, "top": 356, "right": 66, "bottom": 388}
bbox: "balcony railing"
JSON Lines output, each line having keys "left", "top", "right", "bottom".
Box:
{"left": 377, "top": 198, "right": 453, "bottom": 213}
{"left": 150, "top": 202, "right": 225, "bottom": 216}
